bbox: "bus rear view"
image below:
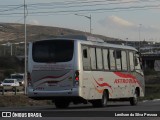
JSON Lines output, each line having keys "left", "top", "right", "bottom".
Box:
{"left": 28, "top": 35, "right": 145, "bottom": 108}
{"left": 27, "top": 39, "right": 80, "bottom": 108}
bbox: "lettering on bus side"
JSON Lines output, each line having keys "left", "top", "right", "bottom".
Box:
{"left": 114, "top": 79, "right": 137, "bottom": 84}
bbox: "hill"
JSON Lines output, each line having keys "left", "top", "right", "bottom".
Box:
{"left": 0, "top": 23, "right": 121, "bottom": 44}
{"left": 0, "top": 23, "right": 122, "bottom": 80}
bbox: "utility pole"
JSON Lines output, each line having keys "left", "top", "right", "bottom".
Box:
{"left": 75, "top": 14, "right": 92, "bottom": 34}
{"left": 139, "top": 24, "right": 142, "bottom": 51}
{"left": 24, "top": 0, "right": 27, "bottom": 95}
{"left": 126, "top": 38, "right": 128, "bottom": 45}
{"left": 89, "top": 14, "right": 91, "bottom": 34}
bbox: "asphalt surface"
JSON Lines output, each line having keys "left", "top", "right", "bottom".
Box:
{"left": 0, "top": 99, "right": 160, "bottom": 120}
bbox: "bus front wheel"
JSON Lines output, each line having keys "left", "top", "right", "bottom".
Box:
{"left": 130, "top": 89, "right": 138, "bottom": 106}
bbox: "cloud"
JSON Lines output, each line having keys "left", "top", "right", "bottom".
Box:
{"left": 98, "top": 15, "right": 160, "bottom": 32}
{"left": 98, "top": 15, "right": 135, "bottom": 29}
{"left": 97, "top": 15, "right": 160, "bottom": 41}
{"left": 142, "top": 25, "right": 159, "bottom": 32}
{"left": 109, "top": 15, "right": 134, "bottom": 27}
{"left": 28, "top": 19, "right": 40, "bottom": 25}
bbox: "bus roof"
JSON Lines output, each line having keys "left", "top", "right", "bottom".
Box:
{"left": 57, "top": 34, "right": 104, "bottom": 43}
{"left": 78, "top": 39, "right": 137, "bottom": 51}
{"left": 32, "top": 34, "right": 137, "bottom": 51}
{"left": 57, "top": 34, "right": 137, "bottom": 51}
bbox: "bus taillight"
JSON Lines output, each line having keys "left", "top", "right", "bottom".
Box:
{"left": 75, "top": 70, "right": 79, "bottom": 81}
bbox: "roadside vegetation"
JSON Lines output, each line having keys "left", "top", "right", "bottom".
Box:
{"left": 0, "top": 94, "right": 53, "bottom": 107}
{"left": 143, "top": 84, "right": 160, "bottom": 100}
{"left": 143, "top": 69, "right": 160, "bottom": 100}
{"left": 0, "top": 56, "right": 24, "bottom": 82}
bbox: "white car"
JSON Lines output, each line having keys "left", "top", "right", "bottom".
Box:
{"left": 1, "top": 79, "right": 20, "bottom": 86}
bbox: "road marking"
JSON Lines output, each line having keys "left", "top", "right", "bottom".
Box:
{"left": 142, "top": 100, "right": 149, "bottom": 103}
{"left": 153, "top": 99, "right": 160, "bottom": 101}
{"left": 142, "top": 99, "right": 160, "bottom": 103}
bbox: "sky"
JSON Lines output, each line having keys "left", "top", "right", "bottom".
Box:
{"left": 0, "top": 0, "right": 160, "bottom": 42}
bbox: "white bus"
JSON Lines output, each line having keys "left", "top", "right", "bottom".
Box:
{"left": 27, "top": 35, "right": 145, "bottom": 108}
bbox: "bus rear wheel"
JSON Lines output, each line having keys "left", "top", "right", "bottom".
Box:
{"left": 130, "top": 89, "right": 138, "bottom": 106}
{"left": 54, "top": 99, "right": 70, "bottom": 108}
{"left": 92, "top": 90, "right": 108, "bottom": 107}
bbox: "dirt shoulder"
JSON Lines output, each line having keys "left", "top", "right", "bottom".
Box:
{"left": 0, "top": 94, "right": 52, "bottom": 107}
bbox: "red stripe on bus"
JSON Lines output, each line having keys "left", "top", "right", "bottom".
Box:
{"left": 114, "top": 72, "right": 136, "bottom": 79}
{"left": 39, "top": 71, "right": 70, "bottom": 80}
{"left": 114, "top": 72, "right": 142, "bottom": 87}
{"left": 94, "top": 78, "right": 113, "bottom": 92}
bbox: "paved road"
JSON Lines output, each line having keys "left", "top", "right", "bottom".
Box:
{"left": 0, "top": 100, "right": 160, "bottom": 119}
{"left": 1, "top": 99, "right": 160, "bottom": 111}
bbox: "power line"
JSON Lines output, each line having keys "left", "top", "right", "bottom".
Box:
{"left": 26, "top": 0, "right": 160, "bottom": 7}
{"left": 0, "top": 0, "right": 160, "bottom": 16}
{"left": 27, "top": 4, "right": 160, "bottom": 14}
{"left": 0, "top": 4, "right": 23, "bottom": 7}
{"left": 0, "top": 4, "right": 160, "bottom": 16}
{"left": 27, "top": 1, "right": 140, "bottom": 10}
{"left": 27, "top": 0, "right": 122, "bottom": 6}
{"left": 0, "top": 0, "right": 158, "bottom": 8}
{"left": 23, "top": 6, "right": 159, "bottom": 17}
{"left": 0, "top": 5, "right": 23, "bottom": 12}
{"left": 14, "top": 16, "right": 24, "bottom": 23}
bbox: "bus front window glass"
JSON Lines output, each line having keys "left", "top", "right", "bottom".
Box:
{"left": 135, "top": 54, "right": 141, "bottom": 70}
{"left": 129, "top": 52, "right": 134, "bottom": 71}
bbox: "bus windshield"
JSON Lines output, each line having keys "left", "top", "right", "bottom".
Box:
{"left": 32, "top": 40, "right": 74, "bottom": 63}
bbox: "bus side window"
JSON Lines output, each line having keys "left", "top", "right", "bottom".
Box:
{"left": 102, "top": 49, "right": 109, "bottom": 70}
{"left": 96, "top": 48, "right": 103, "bottom": 70}
{"left": 90, "top": 47, "right": 97, "bottom": 70}
{"left": 121, "top": 51, "right": 127, "bottom": 71}
{"left": 83, "top": 49, "right": 88, "bottom": 58}
{"left": 115, "top": 50, "right": 122, "bottom": 71}
{"left": 82, "top": 46, "right": 90, "bottom": 70}
{"left": 109, "top": 49, "right": 116, "bottom": 70}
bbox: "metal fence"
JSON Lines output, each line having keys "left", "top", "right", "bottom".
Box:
{"left": 0, "top": 86, "right": 24, "bottom": 95}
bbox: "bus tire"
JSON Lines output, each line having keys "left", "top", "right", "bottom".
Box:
{"left": 130, "top": 89, "right": 138, "bottom": 106}
{"left": 54, "top": 100, "right": 70, "bottom": 109}
{"left": 92, "top": 90, "right": 108, "bottom": 107}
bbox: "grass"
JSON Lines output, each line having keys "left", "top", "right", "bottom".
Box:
{"left": 0, "top": 94, "right": 53, "bottom": 107}
{"left": 142, "top": 84, "right": 160, "bottom": 100}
